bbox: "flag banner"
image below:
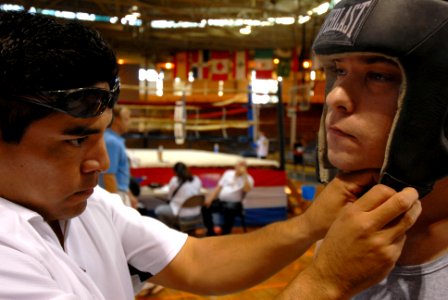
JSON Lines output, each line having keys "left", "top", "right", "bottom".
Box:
{"left": 190, "top": 50, "right": 209, "bottom": 79}
{"left": 210, "top": 51, "right": 230, "bottom": 81}
{"left": 291, "top": 46, "right": 302, "bottom": 74}
{"left": 233, "top": 50, "right": 249, "bottom": 80}
{"left": 203, "top": 50, "right": 210, "bottom": 79}
{"left": 254, "top": 49, "right": 274, "bottom": 79}
{"left": 174, "top": 52, "right": 188, "bottom": 81}
{"left": 275, "top": 48, "right": 292, "bottom": 77}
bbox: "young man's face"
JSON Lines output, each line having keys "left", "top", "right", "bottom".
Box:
{"left": 324, "top": 55, "right": 402, "bottom": 172}
{"left": 0, "top": 82, "right": 112, "bottom": 221}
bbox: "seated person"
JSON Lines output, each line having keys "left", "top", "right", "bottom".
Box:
{"left": 155, "top": 162, "right": 202, "bottom": 228}
{"left": 202, "top": 159, "right": 254, "bottom": 236}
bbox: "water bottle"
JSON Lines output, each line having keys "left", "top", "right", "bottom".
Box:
{"left": 213, "top": 143, "right": 219, "bottom": 153}
{"left": 157, "top": 145, "right": 164, "bottom": 162}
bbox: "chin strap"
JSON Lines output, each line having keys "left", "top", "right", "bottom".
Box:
{"left": 379, "top": 172, "right": 433, "bottom": 198}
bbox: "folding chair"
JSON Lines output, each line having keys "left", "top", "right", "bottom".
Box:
{"left": 177, "top": 195, "right": 205, "bottom": 235}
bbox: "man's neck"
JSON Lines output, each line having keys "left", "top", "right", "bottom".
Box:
{"left": 48, "top": 220, "right": 65, "bottom": 249}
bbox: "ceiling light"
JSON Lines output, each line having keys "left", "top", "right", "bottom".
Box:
{"left": 313, "top": 3, "right": 330, "bottom": 15}
{"left": 298, "top": 15, "right": 311, "bottom": 24}
{"left": 164, "top": 62, "right": 174, "bottom": 70}
{"left": 302, "top": 60, "right": 312, "bottom": 69}
{"left": 239, "top": 26, "right": 251, "bottom": 35}
{"left": 275, "top": 17, "right": 295, "bottom": 25}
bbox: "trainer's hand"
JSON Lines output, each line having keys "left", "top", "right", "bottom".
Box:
{"left": 302, "top": 170, "right": 377, "bottom": 240}
{"left": 305, "top": 185, "right": 421, "bottom": 299}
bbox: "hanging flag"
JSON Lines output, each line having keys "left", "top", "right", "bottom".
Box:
{"left": 189, "top": 50, "right": 209, "bottom": 79}
{"left": 233, "top": 50, "right": 249, "bottom": 80}
{"left": 174, "top": 52, "right": 188, "bottom": 81}
{"left": 210, "top": 51, "right": 230, "bottom": 81}
{"left": 291, "top": 46, "right": 301, "bottom": 74}
{"left": 275, "top": 48, "right": 292, "bottom": 78}
{"left": 254, "top": 49, "right": 274, "bottom": 79}
{"left": 203, "top": 50, "right": 210, "bottom": 79}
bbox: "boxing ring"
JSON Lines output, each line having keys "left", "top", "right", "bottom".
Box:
{"left": 128, "top": 149, "right": 288, "bottom": 226}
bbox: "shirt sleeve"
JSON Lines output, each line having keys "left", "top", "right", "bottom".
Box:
{"left": 167, "top": 177, "right": 177, "bottom": 198}
{"left": 218, "top": 170, "right": 230, "bottom": 187}
{"left": 247, "top": 174, "right": 255, "bottom": 188}
{"left": 194, "top": 176, "right": 202, "bottom": 189}
{"left": 102, "top": 192, "right": 188, "bottom": 276}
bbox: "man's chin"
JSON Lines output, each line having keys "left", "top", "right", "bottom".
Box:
{"left": 63, "top": 190, "right": 93, "bottom": 217}
{"left": 64, "top": 200, "right": 88, "bottom": 220}
{"left": 328, "top": 156, "right": 356, "bottom": 172}
{"left": 329, "top": 158, "right": 378, "bottom": 174}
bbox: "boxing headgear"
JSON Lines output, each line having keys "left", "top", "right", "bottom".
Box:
{"left": 312, "top": 0, "right": 448, "bottom": 197}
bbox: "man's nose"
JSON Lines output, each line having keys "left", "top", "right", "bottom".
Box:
{"left": 82, "top": 139, "right": 110, "bottom": 174}
{"left": 326, "top": 82, "right": 355, "bottom": 114}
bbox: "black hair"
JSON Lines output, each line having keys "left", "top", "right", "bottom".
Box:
{"left": 0, "top": 11, "right": 118, "bottom": 143}
{"left": 129, "top": 176, "right": 141, "bottom": 197}
{"left": 173, "top": 162, "right": 193, "bottom": 182}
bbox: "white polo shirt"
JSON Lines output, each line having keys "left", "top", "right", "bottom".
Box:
{"left": 0, "top": 187, "right": 188, "bottom": 299}
{"left": 218, "top": 170, "right": 254, "bottom": 203}
{"left": 168, "top": 175, "right": 203, "bottom": 217}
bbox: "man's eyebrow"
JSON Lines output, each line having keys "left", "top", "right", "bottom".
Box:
{"left": 333, "top": 56, "right": 398, "bottom": 66}
{"left": 362, "top": 56, "right": 398, "bottom": 66}
{"left": 62, "top": 125, "right": 101, "bottom": 136}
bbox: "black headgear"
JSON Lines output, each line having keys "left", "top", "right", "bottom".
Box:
{"left": 312, "top": 0, "right": 448, "bottom": 197}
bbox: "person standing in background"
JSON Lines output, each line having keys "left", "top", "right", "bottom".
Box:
{"left": 293, "top": 138, "right": 305, "bottom": 172}
{"left": 255, "top": 131, "right": 269, "bottom": 159}
{"left": 100, "top": 106, "right": 138, "bottom": 208}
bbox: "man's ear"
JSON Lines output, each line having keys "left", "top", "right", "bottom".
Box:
{"left": 108, "top": 114, "right": 115, "bottom": 128}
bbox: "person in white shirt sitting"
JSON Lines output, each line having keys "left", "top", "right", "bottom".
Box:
{"left": 202, "top": 159, "right": 254, "bottom": 236}
{"left": 155, "top": 162, "right": 202, "bottom": 228}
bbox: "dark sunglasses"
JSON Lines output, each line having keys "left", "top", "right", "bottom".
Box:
{"left": 15, "top": 78, "right": 120, "bottom": 118}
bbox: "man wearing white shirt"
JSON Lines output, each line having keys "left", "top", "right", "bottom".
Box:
{"left": 201, "top": 159, "right": 254, "bottom": 235}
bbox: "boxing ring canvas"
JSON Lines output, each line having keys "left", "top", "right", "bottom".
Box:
{"left": 128, "top": 149, "right": 288, "bottom": 226}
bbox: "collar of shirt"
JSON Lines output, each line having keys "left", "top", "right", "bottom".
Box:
{"left": 0, "top": 196, "right": 44, "bottom": 222}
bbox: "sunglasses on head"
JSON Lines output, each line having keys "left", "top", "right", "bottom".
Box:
{"left": 15, "top": 78, "right": 120, "bottom": 118}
